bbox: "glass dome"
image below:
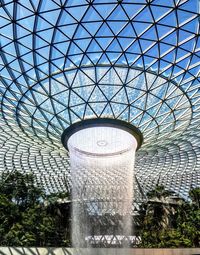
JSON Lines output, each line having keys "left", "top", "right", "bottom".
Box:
{"left": 0, "top": 0, "right": 199, "bottom": 197}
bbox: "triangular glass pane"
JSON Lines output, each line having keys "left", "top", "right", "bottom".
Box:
{"left": 126, "top": 40, "right": 141, "bottom": 54}
{"left": 140, "top": 39, "right": 156, "bottom": 53}
{"left": 125, "top": 53, "right": 140, "bottom": 66}
{"left": 96, "top": 22, "right": 113, "bottom": 37}
{"left": 123, "top": 4, "right": 145, "bottom": 19}
{"left": 118, "top": 22, "right": 136, "bottom": 37}
{"left": 67, "top": 54, "right": 84, "bottom": 66}
{"left": 68, "top": 5, "right": 88, "bottom": 20}
{"left": 115, "top": 54, "right": 128, "bottom": 65}
{"left": 101, "top": 104, "right": 113, "bottom": 117}
{"left": 82, "top": 22, "right": 102, "bottom": 36}
{"left": 111, "top": 88, "right": 128, "bottom": 103}
{"left": 37, "top": 15, "right": 53, "bottom": 30}
{"left": 107, "top": 40, "right": 122, "bottom": 52}
{"left": 134, "top": 6, "right": 153, "bottom": 22}
{"left": 145, "top": 44, "right": 159, "bottom": 58}
{"left": 177, "top": 9, "right": 195, "bottom": 25}
{"left": 37, "top": 28, "right": 54, "bottom": 43}
{"left": 70, "top": 90, "right": 86, "bottom": 106}
{"left": 89, "top": 86, "right": 107, "bottom": 102}
{"left": 114, "top": 67, "right": 128, "bottom": 83}
{"left": 87, "top": 39, "right": 102, "bottom": 51}
{"left": 146, "top": 93, "right": 160, "bottom": 108}
{"left": 90, "top": 102, "right": 107, "bottom": 116}
{"left": 35, "top": 35, "right": 50, "bottom": 48}
{"left": 147, "top": 104, "right": 161, "bottom": 117}
{"left": 70, "top": 104, "right": 86, "bottom": 119}
{"left": 40, "top": 10, "right": 60, "bottom": 25}
{"left": 69, "top": 109, "right": 82, "bottom": 123}
{"left": 97, "top": 53, "right": 111, "bottom": 65}
{"left": 108, "top": 21, "right": 127, "bottom": 35}
{"left": 131, "top": 56, "right": 144, "bottom": 69}
{"left": 110, "top": 102, "right": 127, "bottom": 116}
{"left": 82, "top": 8, "right": 102, "bottom": 22}
{"left": 96, "top": 66, "right": 110, "bottom": 82}
{"left": 161, "top": 31, "right": 177, "bottom": 45}
{"left": 51, "top": 80, "right": 68, "bottom": 95}
{"left": 179, "top": 29, "right": 195, "bottom": 44}
{"left": 141, "top": 25, "right": 157, "bottom": 40}
{"left": 96, "top": 37, "right": 114, "bottom": 50}
{"left": 126, "top": 69, "right": 142, "bottom": 84}
{"left": 53, "top": 91, "right": 69, "bottom": 106}
{"left": 106, "top": 52, "right": 122, "bottom": 62}
{"left": 58, "top": 110, "right": 70, "bottom": 123}
{"left": 133, "top": 94, "right": 147, "bottom": 109}
{"left": 74, "top": 38, "right": 92, "bottom": 52}
{"left": 131, "top": 111, "right": 143, "bottom": 126}
{"left": 69, "top": 42, "right": 83, "bottom": 54}
{"left": 81, "top": 55, "right": 93, "bottom": 66}
{"left": 108, "top": 5, "right": 128, "bottom": 21}
{"left": 58, "top": 10, "right": 77, "bottom": 25}
{"left": 99, "top": 85, "right": 120, "bottom": 100}
{"left": 72, "top": 71, "right": 94, "bottom": 87}
{"left": 84, "top": 105, "right": 96, "bottom": 118}
{"left": 126, "top": 87, "right": 145, "bottom": 103}
{"left": 73, "top": 86, "right": 94, "bottom": 101}
{"left": 59, "top": 24, "right": 78, "bottom": 38}
{"left": 39, "top": 0, "right": 59, "bottom": 11}
{"left": 75, "top": 25, "right": 91, "bottom": 39}
{"left": 151, "top": 5, "right": 170, "bottom": 22}
{"left": 94, "top": 4, "right": 116, "bottom": 19}
{"left": 82, "top": 68, "right": 96, "bottom": 83}
{"left": 181, "top": 18, "right": 199, "bottom": 34}
{"left": 118, "top": 108, "right": 129, "bottom": 121}
{"left": 118, "top": 37, "right": 134, "bottom": 51}
{"left": 180, "top": 39, "right": 195, "bottom": 52}
{"left": 134, "top": 22, "right": 152, "bottom": 36}
{"left": 143, "top": 55, "right": 156, "bottom": 68}
{"left": 0, "top": 5, "right": 11, "bottom": 18}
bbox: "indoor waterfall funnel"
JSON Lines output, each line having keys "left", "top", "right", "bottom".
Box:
{"left": 62, "top": 119, "right": 143, "bottom": 248}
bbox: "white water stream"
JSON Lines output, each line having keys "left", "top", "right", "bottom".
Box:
{"left": 68, "top": 126, "right": 137, "bottom": 253}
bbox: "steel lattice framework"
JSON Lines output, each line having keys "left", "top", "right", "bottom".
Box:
{"left": 0, "top": 0, "right": 199, "bottom": 198}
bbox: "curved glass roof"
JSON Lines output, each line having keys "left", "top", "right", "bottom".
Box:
{"left": 0, "top": 0, "right": 199, "bottom": 197}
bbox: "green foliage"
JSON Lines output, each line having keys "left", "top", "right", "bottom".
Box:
{"left": 136, "top": 185, "right": 200, "bottom": 248}
{"left": 189, "top": 187, "right": 200, "bottom": 208}
{"left": 0, "top": 171, "right": 199, "bottom": 248}
{"left": 0, "top": 171, "right": 71, "bottom": 246}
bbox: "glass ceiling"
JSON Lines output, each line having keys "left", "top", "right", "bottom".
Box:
{"left": 0, "top": 0, "right": 199, "bottom": 197}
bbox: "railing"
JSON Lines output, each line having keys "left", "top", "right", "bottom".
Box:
{"left": 0, "top": 247, "right": 199, "bottom": 255}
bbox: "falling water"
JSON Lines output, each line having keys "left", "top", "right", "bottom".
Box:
{"left": 68, "top": 126, "right": 137, "bottom": 255}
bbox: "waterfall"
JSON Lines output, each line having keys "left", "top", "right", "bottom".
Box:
{"left": 68, "top": 126, "right": 137, "bottom": 254}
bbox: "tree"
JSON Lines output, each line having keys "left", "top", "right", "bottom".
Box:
{"left": 189, "top": 187, "right": 200, "bottom": 209}
{"left": 0, "top": 171, "right": 71, "bottom": 246}
{"left": 136, "top": 185, "right": 200, "bottom": 248}
{"left": 176, "top": 187, "right": 200, "bottom": 247}
{"left": 0, "top": 171, "right": 45, "bottom": 208}
{"left": 145, "top": 185, "right": 176, "bottom": 229}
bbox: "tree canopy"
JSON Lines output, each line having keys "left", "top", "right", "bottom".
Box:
{"left": 0, "top": 171, "right": 199, "bottom": 248}
{"left": 135, "top": 184, "right": 200, "bottom": 248}
{"left": 0, "top": 171, "right": 71, "bottom": 246}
